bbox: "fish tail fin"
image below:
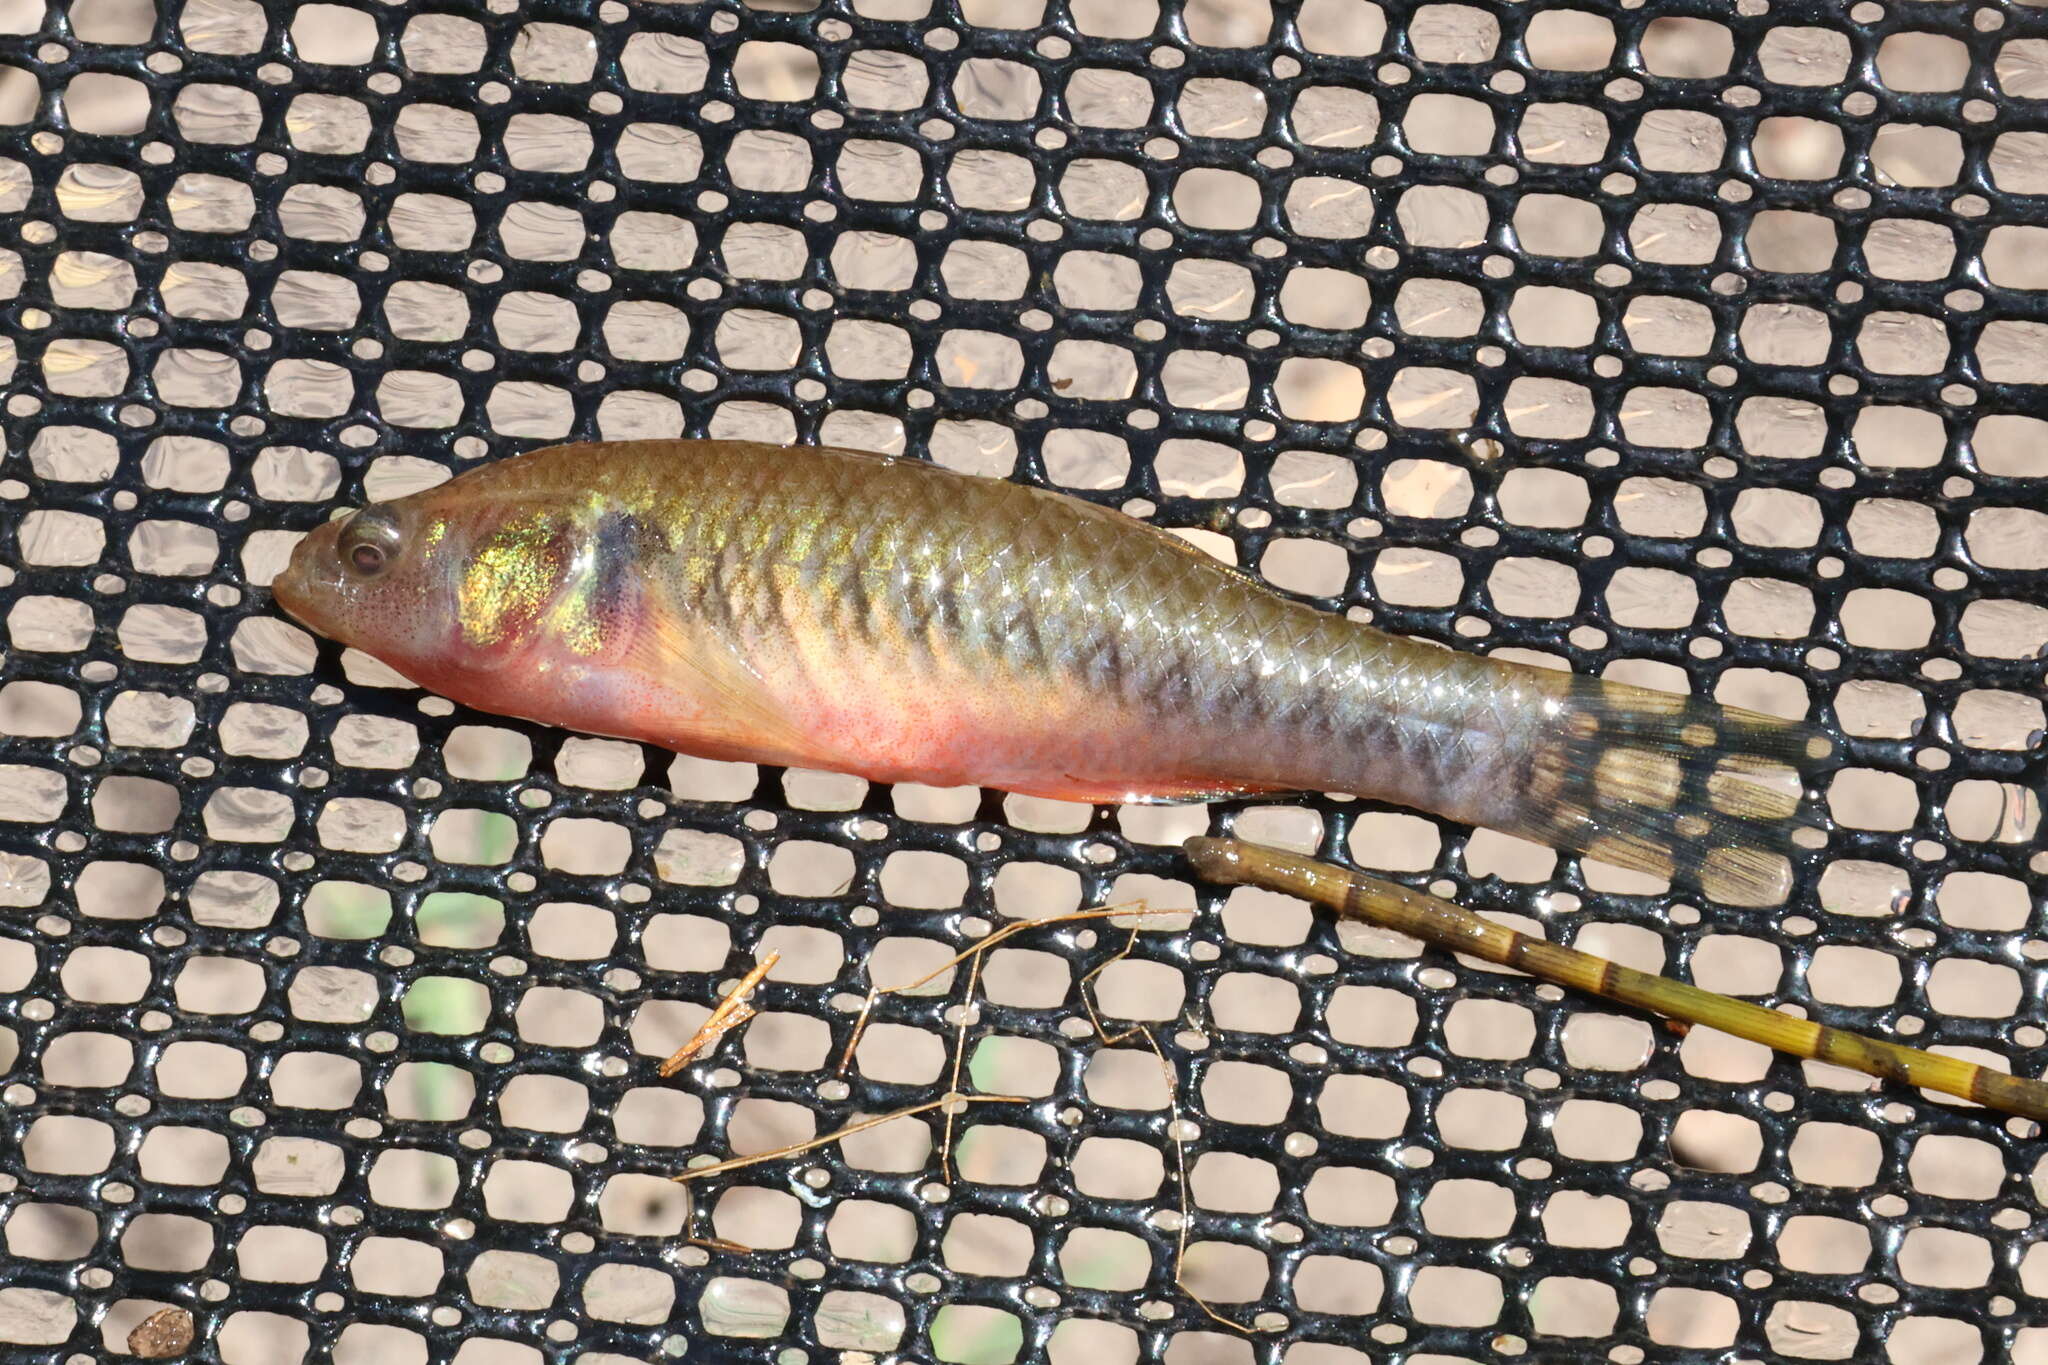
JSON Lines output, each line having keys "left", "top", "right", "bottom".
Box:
{"left": 1494, "top": 674, "right": 1834, "bottom": 908}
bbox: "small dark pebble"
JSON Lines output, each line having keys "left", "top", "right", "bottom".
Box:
{"left": 127, "top": 1307, "right": 194, "bottom": 1359}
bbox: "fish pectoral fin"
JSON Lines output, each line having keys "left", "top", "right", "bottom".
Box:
{"left": 617, "top": 618, "right": 815, "bottom": 762}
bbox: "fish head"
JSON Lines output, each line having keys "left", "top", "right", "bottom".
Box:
{"left": 273, "top": 487, "right": 583, "bottom": 692}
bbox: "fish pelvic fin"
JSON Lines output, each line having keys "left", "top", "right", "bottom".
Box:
{"left": 1497, "top": 673, "right": 1835, "bottom": 909}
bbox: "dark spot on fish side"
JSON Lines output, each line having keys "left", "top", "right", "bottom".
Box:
{"left": 589, "top": 511, "right": 671, "bottom": 634}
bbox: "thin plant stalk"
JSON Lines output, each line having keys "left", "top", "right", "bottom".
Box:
{"left": 1184, "top": 836, "right": 2048, "bottom": 1125}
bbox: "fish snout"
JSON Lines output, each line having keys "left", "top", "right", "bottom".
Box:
{"left": 271, "top": 520, "right": 346, "bottom": 632}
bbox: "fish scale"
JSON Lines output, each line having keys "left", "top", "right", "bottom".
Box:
{"left": 273, "top": 439, "right": 1833, "bottom": 906}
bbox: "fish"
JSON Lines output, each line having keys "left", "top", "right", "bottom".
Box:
{"left": 1186, "top": 837, "right": 2048, "bottom": 1124}
{"left": 273, "top": 439, "right": 1831, "bottom": 906}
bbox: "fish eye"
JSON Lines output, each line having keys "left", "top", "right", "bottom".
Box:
{"left": 338, "top": 508, "right": 403, "bottom": 579}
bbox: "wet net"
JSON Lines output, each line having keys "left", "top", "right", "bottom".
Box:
{"left": 3, "top": 0, "right": 2047, "bottom": 1362}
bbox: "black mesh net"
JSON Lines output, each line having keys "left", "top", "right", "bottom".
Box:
{"left": 3, "top": 1, "right": 2047, "bottom": 1362}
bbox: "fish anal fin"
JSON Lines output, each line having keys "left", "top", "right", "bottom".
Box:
{"left": 1006, "top": 776, "right": 1301, "bottom": 805}
{"left": 1124, "top": 782, "right": 1301, "bottom": 806}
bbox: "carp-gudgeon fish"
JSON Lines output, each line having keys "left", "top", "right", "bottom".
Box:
{"left": 274, "top": 440, "right": 1830, "bottom": 906}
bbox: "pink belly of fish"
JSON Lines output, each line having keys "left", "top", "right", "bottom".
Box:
{"left": 555, "top": 630, "right": 1119, "bottom": 798}
{"left": 773, "top": 665, "right": 1113, "bottom": 794}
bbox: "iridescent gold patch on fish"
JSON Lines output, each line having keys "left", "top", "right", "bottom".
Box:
{"left": 459, "top": 512, "right": 569, "bottom": 648}
{"left": 1595, "top": 747, "right": 1683, "bottom": 811}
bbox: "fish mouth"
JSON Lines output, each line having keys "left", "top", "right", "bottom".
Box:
{"left": 271, "top": 519, "right": 347, "bottom": 636}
